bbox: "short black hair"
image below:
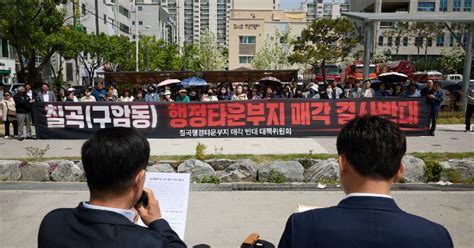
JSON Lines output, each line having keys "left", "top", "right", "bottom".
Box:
{"left": 41, "top": 83, "right": 49, "bottom": 88}
{"left": 337, "top": 116, "right": 406, "bottom": 180}
{"left": 81, "top": 128, "right": 150, "bottom": 194}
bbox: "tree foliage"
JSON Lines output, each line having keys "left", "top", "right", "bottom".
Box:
{"left": 251, "top": 28, "right": 292, "bottom": 70}
{"left": 383, "top": 22, "right": 410, "bottom": 56}
{"left": 0, "top": 0, "right": 68, "bottom": 87}
{"left": 196, "top": 31, "right": 227, "bottom": 70}
{"left": 440, "top": 48, "right": 464, "bottom": 74}
{"left": 289, "top": 18, "right": 358, "bottom": 83}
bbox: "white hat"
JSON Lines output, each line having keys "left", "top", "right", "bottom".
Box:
{"left": 164, "top": 90, "right": 171, "bottom": 95}
{"left": 67, "top": 87, "right": 75, "bottom": 92}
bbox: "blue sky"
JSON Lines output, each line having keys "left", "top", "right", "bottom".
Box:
{"left": 280, "top": 0, "right": 300, "bottom": 9}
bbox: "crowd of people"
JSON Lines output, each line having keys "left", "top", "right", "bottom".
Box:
{"left": 0, "top": 77, "right": 471, "bottom": 139}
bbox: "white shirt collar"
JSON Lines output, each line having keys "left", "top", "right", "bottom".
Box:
{"left": 344, "top": 193, "right": 392, "bottom": 200}
{"left": 82, "top": 202, "right": 135, "bottom": 223}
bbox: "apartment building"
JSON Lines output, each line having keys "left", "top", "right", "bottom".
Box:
{"left": 300, "top": 0, "right": 350, "bottom": 21}
{"left": 228, "top": 9, "right": 309, "bottom": 69}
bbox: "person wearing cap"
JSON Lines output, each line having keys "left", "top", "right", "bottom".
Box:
{"left": 145, "top": 86, "right": 160, "bottom": 102}
{"left": 176, "top": 89, "right": 190, "bottom": 102}
{"left": 64, "top": 88, "right": 78, "bottom": 102}
{"left": 201, "top": 89, "right": 218, "bottom": 102}
{"left": 163, "top": 90, "right": 174, "bottom": 102}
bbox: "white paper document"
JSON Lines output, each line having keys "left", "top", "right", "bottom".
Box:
{"left": 138, "top": 172, "right": 191, "bottom": 240}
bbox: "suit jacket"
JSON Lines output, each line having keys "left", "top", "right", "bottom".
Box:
{"left": 35, "top": 91, "right": 56, "bottom": 103}
{"left": 278, "top": 196, "right": 453, "bottom": 248}
{"left": 38, "top": 203, "right": 187, "bottom": 248}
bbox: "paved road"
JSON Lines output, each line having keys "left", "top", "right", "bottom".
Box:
{"left": 0, "top": 186, "right": 473, "bottom": 247}
{"left": 0, "top": 125, "right": 472, "bottom": 159}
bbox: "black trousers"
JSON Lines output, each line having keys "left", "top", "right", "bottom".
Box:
{"left": 466, "top": 104, "right": 474, "bottom": 131}
{"left": 430, "top": 111, "right": 439, "bottom": 132}
{"left": 4, "top": 119, "right": 18, "bottom": 136}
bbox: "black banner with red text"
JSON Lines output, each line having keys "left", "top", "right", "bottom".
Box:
{"left": 32, "top": 98, "right": 431, "bottom": 139}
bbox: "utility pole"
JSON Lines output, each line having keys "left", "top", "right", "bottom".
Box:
{"left": 135, "top": 0, "right": 139, "bottom": 72}
{"left": 95, "top": 0, "right": 99, "bottom": 35}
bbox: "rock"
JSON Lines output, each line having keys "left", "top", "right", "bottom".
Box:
{"left": 21, "top": 162, "right": 50, "bottom": 181}
{"left": 439, "top": 159, "right": 474, "bottom": 183}
{"left": 205, "top": 159, "right": 236, "bottom": 171}
{"left": 147, "top": 163, "right": 175, "bottom": 173}
{"left": 219, "top": 159, "right": 257, "bottom": 182}
{"left": 402, "top": 156, "right": 426, "bottom": 183}
{"left": 75, "top": 161, "right": 83, "bottom": 170}
{"left": 154, "top": 160, "right": 180, "bottom": 170}
{"left": 297, "top": 158, "right": 323, "bottom": 170}
{"left": 177, "top": 159, "right": 216, "bottom": 179}
{"left": 304, "top": 158, "right": 339, "bottom": 182}
{"left": 258, "top": 161, "right": 304, "bottom": 182}
{"left": 0, "top": 160, "right": 23, "bottom": 181}
{"left": 49, "top": 160, "right": 83, "bottom": 182}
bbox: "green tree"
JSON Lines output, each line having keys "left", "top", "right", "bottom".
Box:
{"left": 0, "top": 0, "right": 68, "bottom": 87}
{"left": 104, "top": 35, "right": 134, "bottom": 72}
{"left": 196, "top": 31, "right": 227, "bottom": 70}
{"left": 251, "top": 29, "right": 293, "bottom": 70}
{"left": 372, "top": 52, "right": 390, "bottom": 65}
{"left": 440, "top": 48, "right": 464, "bottom": 74}
{"left": 410, "top": 22, "right": 442, "bottom": 64}
{"left": 289, "top": 18, "right": 358, "bottom": 84}
{"left": 383, "top": 22, "right": 409, "bottom": 56}
{"left": 180, "top": 43, "right": 201, "bottom": 71}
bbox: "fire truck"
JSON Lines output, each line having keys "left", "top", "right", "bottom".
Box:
{"left": 344, "top": 62, "right": 380, "bottom": 82}
{"left": 313, "top": 64, "right": 341, "bottom": 83}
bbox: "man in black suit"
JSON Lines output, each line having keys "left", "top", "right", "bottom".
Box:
{"left": 278, "top": 116, "right": 453, "bottom": 248}
{"left": 38, "top": 128, "right": 186, "bottom": 248}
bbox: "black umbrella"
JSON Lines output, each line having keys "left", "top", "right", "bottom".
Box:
{"left": 258, "top": 76, "right": 282, "bottom": 88}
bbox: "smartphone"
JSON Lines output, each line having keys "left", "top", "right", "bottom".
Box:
{"left": 137, "top": 191, "right": 149, "bottom": 207}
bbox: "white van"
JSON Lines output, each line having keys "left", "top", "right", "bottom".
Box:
{"left": 446, "top": 74, "right": 463, "bottom": 82}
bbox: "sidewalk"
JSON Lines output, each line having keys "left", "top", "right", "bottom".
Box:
{"left": 0, "top": 125, "right": 472, "bottom": 159}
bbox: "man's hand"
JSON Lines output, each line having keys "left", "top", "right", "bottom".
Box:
{"left": 134, "top": 188, "right": 162, "bottom": 226}
{"left": 428, "top": 94, "right": 435, "bottom": 99}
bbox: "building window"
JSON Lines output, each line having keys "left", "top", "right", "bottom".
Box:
{"left": 119, "top": 6, "right": 129, "bottom": 17}
{"left": 464, "top": 0, "right": 472, "bottom": 11}
{"left": 138, "top": 6, "right": 143, "bottom": 11}
{"left": 139, "top": 21, "right": 143, "bottom": 25}
{"left": 439, "top": 0, "right": 448, "bottom": 11}
{"left": 395, "top": 37, "right": 401, "bottom": 46}
{"left": 436, "top": 34, "right": 445, "bottom": 47}
{"left": 104, "top": 15, "right": 107, "bottom": 24}
{"left": 239, "top": 36, "right": 256, "bottom": 44}
{"left": 387, "top": 37, "right": 393, "bottom": 46}
{"left": 403, "top": 37, "right": 408, "bottom": 46}
{"left": 378, "top": 36, "right": 384, "bottom": 46}
{"left": 453, "top": 0, "right": 461, "bottom": 11}
{"left": 463, "top": 32, "right": 468, "bottom": 45}
{"left": 415, "top": 37, "right": 424, "bottom": 47}
{"left": 132, "top": 21, "right": 135, "bottom": 25}
{"left": 417, "top": 2, "right": 435, "bottom": 11}
{"left": 427, "top": 38, "right": 433, "bottom": 47}
{"left": 82, "top": 4, "right": 86, "bottom": 15}
{"left": 1, "top": 38, "right": 9, "bottom": 58}
{"left": 239, "top": 56, "right": 254, "bottom": 64}
{"left": 66, "top": 63, "right": 73, "bottom": 82}
{"left": 119, "top": 23, "right": 130, "bottom": 34}
{"left": 449, "top": 34, "right": 454, "bottom": 46}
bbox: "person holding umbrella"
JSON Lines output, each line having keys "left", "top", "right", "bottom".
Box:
{"left": 176, "top": 89, "right": 190, "bottom": 102}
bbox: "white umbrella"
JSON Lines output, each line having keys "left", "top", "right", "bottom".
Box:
{"left": 378, "top": 72, "right": 408, "bottom": 82}
{"left": 158, "top": 79, "right": 181, "bottom": 87}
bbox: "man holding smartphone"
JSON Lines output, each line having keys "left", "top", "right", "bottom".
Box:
{"left": 38, "top": 128, "right": 186, "bottom": 248}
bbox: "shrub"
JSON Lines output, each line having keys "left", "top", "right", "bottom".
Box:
{"left": 424, "top": 160, "right": 443, "bottom": 182}
{"left": 195, "top": 142, "right": 207, "bottom": 160}
{"left": 267, "top": 169, "right": 286, "bottom": 183}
